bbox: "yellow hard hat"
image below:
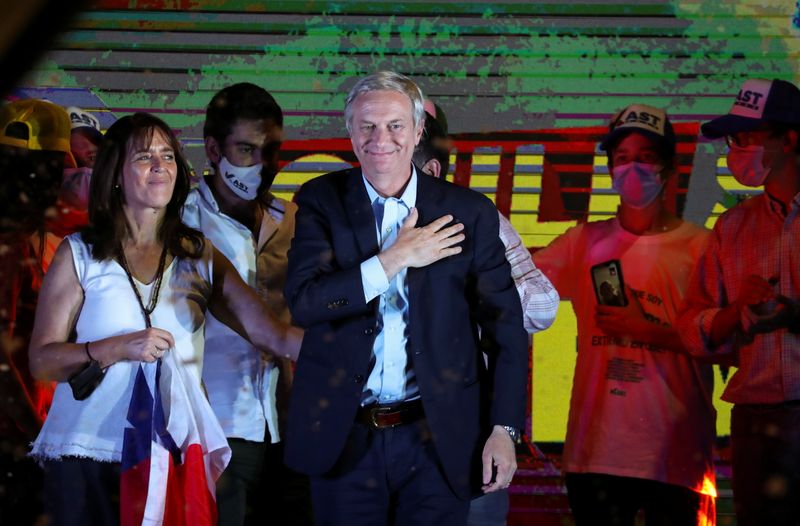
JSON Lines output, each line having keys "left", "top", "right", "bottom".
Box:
{"left": 0, "top": 99, "right": 72, "bottom": 154}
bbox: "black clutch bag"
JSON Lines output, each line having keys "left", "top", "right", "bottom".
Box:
{"left": 67, "top": 358, "right": 106, "bottom": 400}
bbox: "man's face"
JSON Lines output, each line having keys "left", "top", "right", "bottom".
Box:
{"left": 349, "top": 89, "right": 422, "bottom": 184}
{"left": 70, "top": 129, "right": 99, "bottom": 168}
{"left": 217, "top": 118, "right": 282, "bottom": 174}
{"left": 609, "top": 131, "right": 664, "bottom": 172}
{"left": 727, "top": 126, "right": 791, "bottom": 175}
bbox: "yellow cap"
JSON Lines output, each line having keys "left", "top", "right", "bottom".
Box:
{"left": 0, "top": 99, "right": 72, "bottom": 154}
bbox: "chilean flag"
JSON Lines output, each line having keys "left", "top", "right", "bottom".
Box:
{"left": 120, "top": 351, "right": 230, "bottom": 526}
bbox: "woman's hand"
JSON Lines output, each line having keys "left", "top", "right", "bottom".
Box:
{"left": 108, "top": 327, "right": 176, "bottom": 364}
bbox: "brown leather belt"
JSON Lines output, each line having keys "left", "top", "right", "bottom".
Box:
{"left": 356, "top": 399, "right": 425, "bottom": 429}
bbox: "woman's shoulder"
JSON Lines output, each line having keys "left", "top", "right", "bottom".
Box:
{"left": 64, "top": 231, "right": 84, "bottom": 245}
{"left": 62, "top": 232, "right": 93, "bottom": 260}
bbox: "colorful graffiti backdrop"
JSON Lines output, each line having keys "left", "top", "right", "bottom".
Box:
{"left": 14, "top": 0, "right": 800, "bottom": 440}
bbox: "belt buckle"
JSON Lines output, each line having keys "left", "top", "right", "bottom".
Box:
{"left": 370, "top": 405, "right": 399, "bottom": 429}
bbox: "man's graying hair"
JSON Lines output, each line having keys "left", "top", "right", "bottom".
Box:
{"left": 344, "top": 71, "right": 425, "bottom": 133}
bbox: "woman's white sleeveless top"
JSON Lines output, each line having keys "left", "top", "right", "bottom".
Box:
{"left": 31, "top": 233, "right": 213, "bottom": 462}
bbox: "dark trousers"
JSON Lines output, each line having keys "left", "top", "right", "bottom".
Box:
{"left": 42, "top": 457, "right": 120, "bottom": 526}
{"left": 215, "top": 438, "right": 266, "bottom": 526}
{"left": 217, "top": 438, "right": 314, "bottom": 526}
{"left": 565, "top": 472, "right": 714, "bottom": 526}
{"left": 256, "top": 441, "right": 314, "bottom": 526}
{"left": 310, "top": 419, "right": 469, "bottom": 526}
{"left": 731, "top": 402, "right": 800, "bottom": 526}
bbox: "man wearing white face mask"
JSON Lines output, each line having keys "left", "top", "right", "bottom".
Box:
{"left": 678, "top": 78, "right": 800, "bottom": 526}
{"left": 182, "top": 83, "right": 312, "bottom": 526}
{"left": 534, "top": 104, "right": 718, "bottom": 526}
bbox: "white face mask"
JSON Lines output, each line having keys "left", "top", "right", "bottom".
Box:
{"left": 727, "top": 144, "right": 771, "bottom": 187}
{"left": 60, "top": 167, "right": 93, "bottom": 209}
{"left": 218, "top": 156, "right": 262, "bottom": 200}
{"left": 611, "top": 161, "right": 665, "bottom": 209}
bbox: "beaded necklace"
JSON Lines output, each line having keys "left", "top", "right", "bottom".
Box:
{"left": 117, "top": 242, "right": 169, "bottom": 328}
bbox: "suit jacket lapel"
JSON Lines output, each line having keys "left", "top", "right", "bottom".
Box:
{"left": 343, "top": 168, "right": 380, "bottom": 258}
{"left": 407, "top": 173, "right": 446, "bottom": 309}
{"left": 257, "top": 209, "right": 279, "bottom": 250}
{"left": 413, "top": 173, "right": 446, "bottom": 228}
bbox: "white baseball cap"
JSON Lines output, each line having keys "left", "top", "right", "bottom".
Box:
{"left": 66, "top": 106, "right": 102, "bottom": 139}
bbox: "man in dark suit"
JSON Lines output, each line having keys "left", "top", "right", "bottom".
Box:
{"left": 284, "top": 71, "right": 528, "bottom": 526}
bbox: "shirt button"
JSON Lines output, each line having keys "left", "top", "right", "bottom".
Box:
{"left": 353, "top": 374, "right": 364, "bottom": 383}
{"left": 364, "top": 328, "right": 374, "bottom": 335}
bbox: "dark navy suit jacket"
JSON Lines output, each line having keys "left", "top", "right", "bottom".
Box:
{"left": 283, "top": 167, "right": 528, "bottom": 499}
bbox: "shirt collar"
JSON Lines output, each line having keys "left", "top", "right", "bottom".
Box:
{"left": 763, "top": 189, "right": 799, "bottom": 219}
{"left": 197, "top": 176, "right": 221, "bottom": 213}
{"left": 793, "top": 191, "right": 800, "bottom": 212}
{"left": 362, "top": 165, "right": 418, "bottom": 209}
{"left": 198, "top": 176, "right": 281, "bottom": 219}
{"left": 264, "top": 192, "right": 286, "bottom": 221}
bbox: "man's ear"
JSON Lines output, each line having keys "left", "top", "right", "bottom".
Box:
{"left": 422, "top": 158, "right": 442, "bottom": 179}
{"left": 204, "top": 136, "right": 222, "bottom": 166}
{"left": 414, "top": 122, "right": 424, "bottom": 146}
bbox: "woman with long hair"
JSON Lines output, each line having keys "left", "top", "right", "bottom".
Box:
{"left": 27, "top": 113, "right": 301, "bottom": 525}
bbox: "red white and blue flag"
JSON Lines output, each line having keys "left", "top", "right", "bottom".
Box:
{"left": 120, "top": 352, "right": 230, "bottom": 526}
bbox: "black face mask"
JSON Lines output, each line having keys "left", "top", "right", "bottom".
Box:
{"left": 0, "top": 146, "right": 64, "bottom": 234}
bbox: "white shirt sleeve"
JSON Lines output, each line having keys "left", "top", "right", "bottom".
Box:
{"left": 360, "top": 255, "right": 391, "bottom": 303}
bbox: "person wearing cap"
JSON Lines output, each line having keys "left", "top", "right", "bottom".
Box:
{"left": 0, "top": 99, "right": 72, "bottom": 234}
{"left": 677, "top": 78, "right": 800, "bottom": 526}
{"left": 413, "top": 110, "right": 559, "bottom": 526}
{"left": 49, "top": 106, "right": 105, "bottom": 238}
{"left": 534, "top": 104, "right": 717, "bottom": 525}
{"left": 0, "top": 98, "right": 72, "bottom": 415}
{"left": 66, "top": 106, "right": 102, "bottom": 169}
{"left": 0, "top": 98, "right": 72, "bottom": 525}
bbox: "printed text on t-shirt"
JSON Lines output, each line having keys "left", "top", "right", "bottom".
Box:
{"left": 605, "top": 357, "right": 645, "bottom": 383}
